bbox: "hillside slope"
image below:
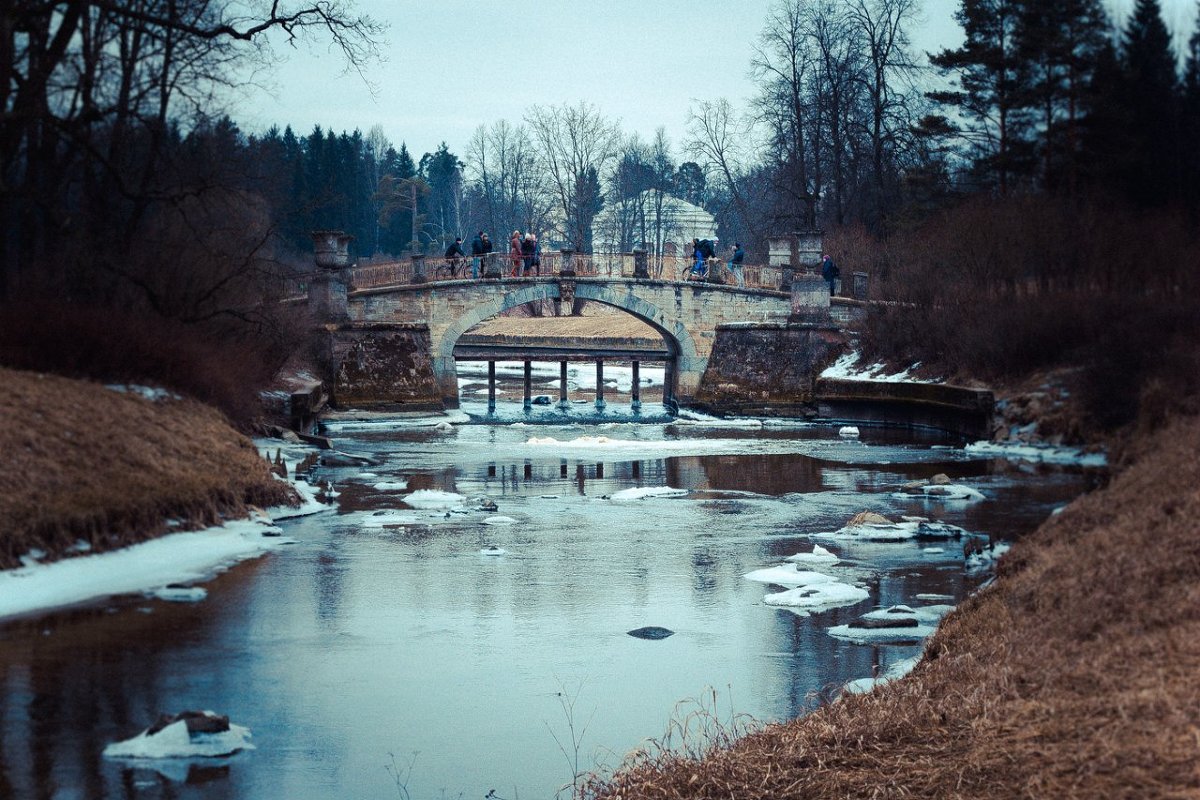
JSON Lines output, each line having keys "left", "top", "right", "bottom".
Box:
{"left": 0, "top": 367, "right": 295, "bottom": 569}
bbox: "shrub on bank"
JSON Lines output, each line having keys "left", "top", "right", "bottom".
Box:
{"left": 850, "top": 195, "right": 1200, "bottom": 432}
{"left": 0, "top": 301, "right": 303, "bottom": 429}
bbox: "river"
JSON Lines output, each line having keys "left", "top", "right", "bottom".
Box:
{"left": 0, "top": 377, "right": 1097, "bottom": 799}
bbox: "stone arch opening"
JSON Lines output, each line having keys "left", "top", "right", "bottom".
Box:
{"left": 432, "top": 281, "right": 698, "bottom": 409}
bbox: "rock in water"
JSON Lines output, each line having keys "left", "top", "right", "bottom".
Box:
{"left": 848, "top": 511, "right": 891, "bottom": 527}
{"left": 627, "top": 626, "right": 675, "bottom": 640}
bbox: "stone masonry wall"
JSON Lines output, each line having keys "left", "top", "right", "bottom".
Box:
{"left": 322, "top": 324, "right": 443, "bottom": 410}
{"left": 693, "top": 323, "right": 848, "bottom": 415}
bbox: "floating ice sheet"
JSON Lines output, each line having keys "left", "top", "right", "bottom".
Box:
{"left": 104, "top": 719, "right": 254, "bottom": 759}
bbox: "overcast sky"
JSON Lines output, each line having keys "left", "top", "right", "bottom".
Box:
{"left": 232, "top": 0, "right": 1197, "bottom": 160}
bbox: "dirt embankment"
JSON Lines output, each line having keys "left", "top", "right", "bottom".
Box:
{"left": 0, "top": 367, "right": 296, "bottom": 570}
{"left": 585, "top": 413, "right": 1200, "bottom": 799}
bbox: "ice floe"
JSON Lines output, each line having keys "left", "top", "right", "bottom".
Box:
{"left": 838, "top": 426, "right": 860, "bottom": 438}
{"left": 743, "top": 564, "right": 838, "bottom": 588}
{"left": 815, "top": 514, "right": 969, "bottom": 543}
{"left": 358, "top": 511, "right": 420, "bottom": 528}
{"left": 827, "top": 604, "right": 953, "bottom": 643}
{"left": 609, "top": 486, "right": 689, "bottom": 501}
{"left": 402, "top": 490, "right": 467, "bottom": 509}
{"left": 842, "top": 655, "right": 922, "bottom": 695}
{"left": 104, "top": 715, "right": 254, "bottom": 759}
{"left": 965, "top": 541, "right": 1011, "bottom": 576}
{"left": 785, "top": 545, "right": 839, "bottom": 566}
{"left": 372, "top": 480, "right": 409, "bottom": 491}
{"left": 480, "top": 546, "right": 506, "bottom": 556}
{"left": 763, "top": 581, "right": 869, "bottom": 613}
{"left": 148, "top": 585, "right": 207, "bottom": 603}
{"left": 482, "top": 516, "right": 519, "bottom": 525}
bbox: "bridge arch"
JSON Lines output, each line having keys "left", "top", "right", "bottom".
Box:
{"left": 431, "top": 281, "right": 700, "bottom": 408}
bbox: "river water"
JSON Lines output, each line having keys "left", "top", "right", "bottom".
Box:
{"left": 0, "top": 377, "right": 1097, "bottom": 800}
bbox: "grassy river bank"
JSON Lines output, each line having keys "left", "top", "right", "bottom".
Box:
{"left": 0, "top": 366, "right": 294, "bottom": 570}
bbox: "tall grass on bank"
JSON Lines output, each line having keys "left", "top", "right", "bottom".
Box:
{"left": 844, "top": 195, "right": 1200, "bottom": 431}
{"left": 0, "top": 367, "right": 296, "bottom": 570}
{"left": 582, "top": 414, "right": 1200, "bottom": 799}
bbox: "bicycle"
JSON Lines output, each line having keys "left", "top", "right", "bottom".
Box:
{"left": 678, "top": 257, "right": 733, "bottom": 284}
{"left": 431, "top": 257, "right": 468, "bottom": 280}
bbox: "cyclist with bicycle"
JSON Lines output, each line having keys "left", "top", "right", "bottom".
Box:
{"left": 444, "top": 237, "right": 466, "bottom": 277}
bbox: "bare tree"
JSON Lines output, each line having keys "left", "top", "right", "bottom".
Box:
{"left": 751, "top": 0, "right": 819, "bottom": 228}
{"left": 686, "top": 99, "right": 761, "bottom": 246}
{"left": 0, "top": 0, "right": 384, "bottom": 299}
{"left": 848, "top": 0, "right": 921, "bottom": 221}
{"left": 525, "top": 102, "right": 621, "bottom": 252}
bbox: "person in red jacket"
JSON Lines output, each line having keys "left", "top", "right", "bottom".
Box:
{"left": 509, "top": 230, "right": 523, "bottom": 276}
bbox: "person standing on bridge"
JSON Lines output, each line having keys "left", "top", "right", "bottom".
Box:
{"left": 691, "top": 238, "right": 705, "bottom": 278}
{"left": 510, "top": 230, "right": 523, "bottom": 277}
{"left": 445, "top": 237, "right": 466, "bottom": 276}
{"left": 729, "top": 242, "right": 746, "bottom": 287}
{"left": 521, "top": 232, "right": 537, "bottom": 276}
{"left": 821, "top": 253, "right": 840, "bottom": 296}
{"left": 470, "top": 231, "right": 485, "bottom": 279}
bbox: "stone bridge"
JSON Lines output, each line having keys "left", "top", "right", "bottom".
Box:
{"left": 323, "top": 275, "right": 800, "bottom": 408}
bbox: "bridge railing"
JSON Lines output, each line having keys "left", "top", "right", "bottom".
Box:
{"left": 330, "top": 251, "right": 790, "bottom": 292}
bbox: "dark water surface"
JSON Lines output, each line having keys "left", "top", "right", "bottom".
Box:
{"left": 0, "top": 402, "right": 1097, "bottom": 799}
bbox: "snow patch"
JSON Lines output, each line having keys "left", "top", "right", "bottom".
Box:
{"left": 964, "top": 440, "right": 1107, "bottom": 468}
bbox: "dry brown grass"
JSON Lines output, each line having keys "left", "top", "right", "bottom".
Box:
{"left": 0, "top": 367, "right": 296, "bottom": 569}
{"left": 584, "top": 413, "right": 1200, "bottom": 799}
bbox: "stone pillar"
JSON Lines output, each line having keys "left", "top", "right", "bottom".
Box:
{"left": 559, "top": 360, "right": 569, "bottom": 408}
{"left": 309, "top": 230, "right": 353, "bottom": 322}
{"left": 559, "top": 248, "right": 575, "bottom": 277}
{"left": 523, "top": 361, "right": 532, "bottom": 411}
{"left": 595, "top": 360, "right": 605, "bottom": 410}
{"left": 631, "top": 360, "right": 641, "bottom": 410}
{"left": 790, "top": 273, "right": 832, "bottom": 323}
{"left": 632, "top": 248, "right": 649, "bottom": 279}
{"left": 663, "top": 359, "right": 677, "bottom": 411}
{"left": 794, "top": 229, "right": 824, "bottom": 274}
{"left": 483, "top": 252, "right": 502, "bottom": 280}
{"left": 852, "top": 271, "right": 870, "bottom": 300}
{"left": 411, "top": 254, "right": 427, "bottom": 284}
{"left": 487, "top": 361, "right": 497, "bottom": 414}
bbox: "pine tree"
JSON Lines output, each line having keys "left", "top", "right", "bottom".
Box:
{"left": 1119, "top": 0, "right": 1179, "bottom": 206}
{"left": 1182, "top": 2, "right": 1200, "bottom": 211}
{"left": 930, "top": 0, "right": 1035, "bottom": 194}
{"left": 1014, "top": 0, "right": 1110, "bottom": 192}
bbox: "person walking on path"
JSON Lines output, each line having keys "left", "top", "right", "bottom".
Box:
{"left": 821, "top": 253, "right": 840, "bottom": 296}
{"left": 729, "top": 242, "right": 746, "bottom": 287}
